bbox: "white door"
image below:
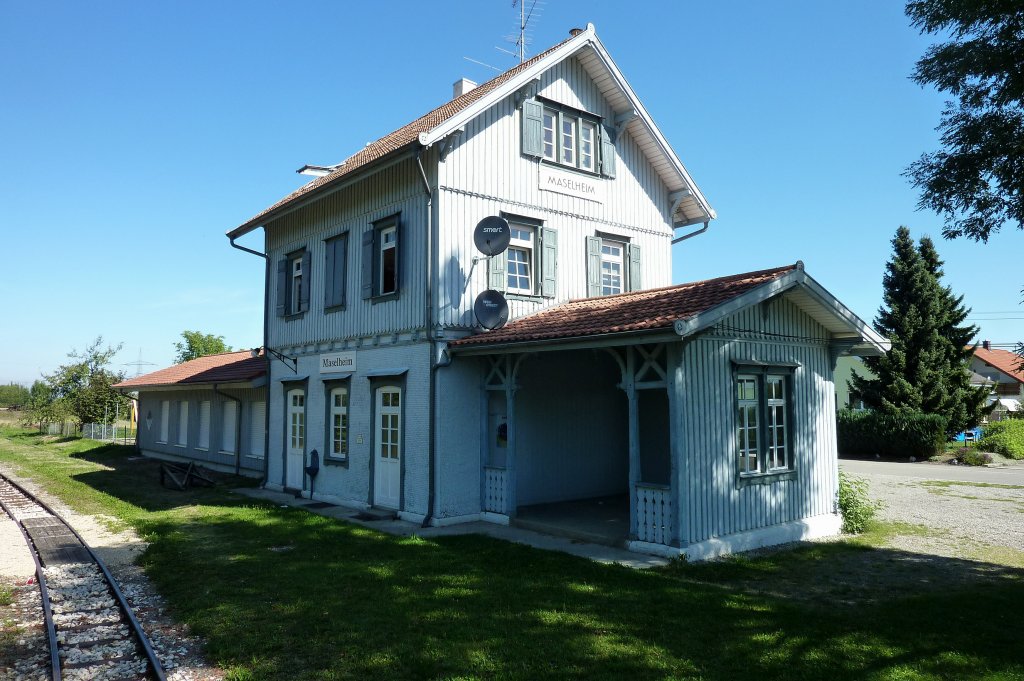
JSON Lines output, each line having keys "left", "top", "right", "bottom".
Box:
{"left": 286, "top": 389, "right": 305, "bottom": 489}
{"left": 373, "top": 387, "right": 401, "bottom": 509}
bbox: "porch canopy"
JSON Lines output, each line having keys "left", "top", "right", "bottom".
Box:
{"left": 448, "top": 262, "right": 890, "bottom": 549}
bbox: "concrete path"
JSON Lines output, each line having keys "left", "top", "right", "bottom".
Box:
{"left": 233, "top": 487, "right": 671, "bottom": 569}
{"left": 840, "top": 458, "right": 1024, "bottom": 485}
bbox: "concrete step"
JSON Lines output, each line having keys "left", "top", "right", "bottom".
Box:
{"left": 512, "top": 516, "right": 627, "bottom": 549}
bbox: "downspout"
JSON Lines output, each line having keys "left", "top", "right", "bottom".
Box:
{"left": 230, "top": 234, "right": 271, "bottom": 487}
{"left": 212, "top": 384, "right": 243, "bottom": 475}
{"left": 416, "top": 148, "right": 437, "bottom": 528}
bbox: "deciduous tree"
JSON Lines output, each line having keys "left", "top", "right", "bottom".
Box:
{"left": 45, "top": 337, "right": 129, "bottom": 427}
{"left": 173, "top": 330, "right": 232, "bottom": 364}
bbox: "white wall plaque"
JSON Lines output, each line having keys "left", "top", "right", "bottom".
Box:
{"left": 538, "top": 166, "right": 605, "bottom": 204}
{"left": 319, "top": 351, "right": 356, "bottom": 374}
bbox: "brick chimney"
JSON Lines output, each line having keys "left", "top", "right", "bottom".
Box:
{"left": 983, "top": 340, "right": 991, "bottom": 350}
{"left": 453, "top": 78, "right": 477, "bottom": 99}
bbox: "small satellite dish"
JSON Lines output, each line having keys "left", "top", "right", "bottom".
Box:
{"left": 473, "top": 216, "right": 511, "bottom": 256}
{"left": 474, "top": 289, "right": 509, "bottom": 330}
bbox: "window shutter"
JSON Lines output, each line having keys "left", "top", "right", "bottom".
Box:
{"left": 392, "top": 218, "right": 401, "bottom": 294}
{"left": 324, "top": 239, "right": 336, "bottom": 307}
{"left": 586, "top": 236, "right": 602, "bottom": 297}
{"left": 627, "top": 242, "right": 642, "bottom": 292}
{"left": 521, "top": 99, "right": 544, "bottom": 157}
{"left": 299, "top": 250, "right": 311, "bottom": 312}
{"left": 275, "top": 258, "right": 288, "bottom": 317}
{"left": 487, "top": 252, "right": 507, "bottom": 292}
{"left": 361, "top": 229, "right": 375, "bottom": 299}
{"left": 335, "top": 235, "right": 348, "bottom": 306}
{"left": 600, "top": 124, "right": 617, "bottom": 179}
{"left": 541, "top": 227, "right": 557, "bottom": 298}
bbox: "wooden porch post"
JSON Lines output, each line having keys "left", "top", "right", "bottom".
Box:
{"left": 625, "top": 346, "right": 640, "bottom": 540}
{"left": 667, "top": 343, "right": 683, "bottom": 547}
{"left": 505, "top": 355, "right": 518, "bottom": 518}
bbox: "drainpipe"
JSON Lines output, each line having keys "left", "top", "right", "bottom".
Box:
{"left": 671, "top": 220, "right": 710, "bottom": 245}
{"left": 416, "top": 148, "right": 437, "bottom": 528}
{"left": 212, "top": 384, "right": 243, "bottom": 475}
{"left": 230, "top": 235, "right": 271, "bottom": 487}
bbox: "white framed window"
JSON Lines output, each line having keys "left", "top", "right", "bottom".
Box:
{"left": 288, "top": 390, "right": 305, "bottom": 451}
{"left": 735, "top": 370, "right": 793, "bottom": 478}
{"left": 507, "top": 226, "right": 534, "bottom": 294}
{"left": 249, "top": 400, "right": 266, "bottom": 459}
{"left": 177, "top": 401, "right": 189, "bottom": 447}
{"left": 159, "top": 400, "right": 169, "bottom": 443}
{"left": 378, "top": 387, "right": 401, "bottom": 461}
{"left": 290, "top": 254, "right": 303, "bottom": 315}
{"left": 197, "top": 400, "right": 211, "bottom": 450}
{"left": 579, "top": 120, "right": 596, "bottom": 172}
{"left": 328, "top": 386, "right": 349, "bottom": 459}
{"left": 380, "top": 225, "right": 397, "bottom": 295}
{"left": 600, "top": 240, "right": 624, "bottom": 295}
{"left": 560, "top": 115, "right": 576, "bottom": 166}
{"left": 542, "top": 109, "right": 556, "bottom": 161}
{"left": 221, "top": 401, "right": 237, "bottom": 454}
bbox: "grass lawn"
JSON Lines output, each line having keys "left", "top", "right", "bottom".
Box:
{"left": 2, "top": 427, "right": 1023, "bottom": 681}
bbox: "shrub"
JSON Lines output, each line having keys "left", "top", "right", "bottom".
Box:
{"left": 960, "top": 450, "right": 993, "bottom": 466}
{"left": 837, "top": 409, "right": 948, "bottom": 458}
{"left": 838, "top": 471, "right": 879, "bottom": 534}
{"left": 978, "top": 420, "right": 1024, "bottom": 460}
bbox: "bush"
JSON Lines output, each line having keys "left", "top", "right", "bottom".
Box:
{"left": 960, "top": 450, "right": 993, "bottom": 466}
{"left": 838, "top": 471, "right": 879, "bottom": 534}
{"left": 837, "top": 409, "right": 948, "bottom": 458}
{"left": 978, "top": 420, "right": 1024, "bottom": 460}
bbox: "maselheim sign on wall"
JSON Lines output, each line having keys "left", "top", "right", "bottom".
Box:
{"left": 538, "top": 166, "right": 605, "bottom": 204}
{"left": 319, "top": 351, "right": 356, "bottom": 374}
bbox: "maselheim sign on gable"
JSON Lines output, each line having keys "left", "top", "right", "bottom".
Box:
{"left": 538, "top": 166, "right": 605, "bottom": 204}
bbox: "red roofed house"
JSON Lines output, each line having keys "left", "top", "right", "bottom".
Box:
{"left": 114, "top": 351, "right": 267, "bottom": 476}
{"left": 226, "top": 25, "right": 888, "bottom": 559}
{"left": 971, "top": 342, "right": 1024, "bottom": 415}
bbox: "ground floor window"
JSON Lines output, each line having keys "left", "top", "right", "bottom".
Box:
{"left": 177, "top": 401, "right": 189, "bottom": 447}
{"left": 735, "top": 369, "right": 792, "bottom": 477}
{"left": 288, "top": 389, "right": 305, "bottom": 451}
{"left": 328, "top": 386, "right": 349, "bottom": 459}
{"left": 377, "top": 387, "right": 400, "bottom": 461}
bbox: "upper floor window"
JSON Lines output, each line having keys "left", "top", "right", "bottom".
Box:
{"left": 324, "top": 233, "right": 348, "bottom": 311}
{"left": 522, "top": 98, "right": 615, "bottom": 177}
{"left": 276, "top": 249, "right": 310, "bottom": 318}
{"left": 507, "top": 226, "right": 534, "bottom": 294}
{"left": 361, "top": 215, "right": 401, "bottom": 301}
{"left": 600, "top": 240, "right": 624, "bottom": 295}
{"left": 586, "top": 235, "right": 641, "bottom": 296}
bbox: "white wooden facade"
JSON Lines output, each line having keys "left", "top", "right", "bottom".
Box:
{"left": 231, "top": 25, "right": 887, "bottom": 557}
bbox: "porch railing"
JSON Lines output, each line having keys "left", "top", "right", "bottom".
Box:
{"left": 483, "top": 466, "right": 508, "bottom": 515}
{"left": 635, "top": 483, "right": 672, "bottom": 545}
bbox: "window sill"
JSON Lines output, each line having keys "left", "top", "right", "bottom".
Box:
{"left": 324, "top": 304, "right": 347, "bottom": 314}
{"left": 174, "top": 444, "right": 188, "bottom": 449}
{"left": 324, "top": 456, "right": 349, "bottom": 468}
{"left": 737, "top": 470, "right": 797, "bottom": 488}
{"left": 371, "top": 292, "right": 399, "bottom": 305}
{"left": 245, "top": 454, "right": 265, "bottom": 460}
{"left": 538, "top": 158, "right": 601, "bottom": 178}
{"left": 218, "top": 450, "right": 237, "bottom": 456}
{"left": 284, "top": 312, "right": 306, "bottom": 322}
{"left": 196, "top": 447, "right": 209, "bottom": 452}
{"left": 505, "top": 293, "right": 552, "bottom": 302}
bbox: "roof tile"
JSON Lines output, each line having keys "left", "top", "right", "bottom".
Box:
{"left": 974, "top": 346, "right": 1024, "bottom": 384}
{"left": 114, "top": 350, "right": 266, "bottom": 389}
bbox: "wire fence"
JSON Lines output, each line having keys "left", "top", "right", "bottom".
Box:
{"left": 38, "top": 421, "right": 137, "bottom": 444}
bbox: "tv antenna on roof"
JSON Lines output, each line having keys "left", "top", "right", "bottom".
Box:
{"left": 510, "top": 0, "right": 543, "bottom": 63}
{"left": 124, "top": 348, "right": 156, "bottom": 377}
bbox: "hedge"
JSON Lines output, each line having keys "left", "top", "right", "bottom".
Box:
{"left": 837, "top": 409, "right": 948, "bottom": 458}
{"left": 978, "top": 420, "right": 1024, "bottom": 460}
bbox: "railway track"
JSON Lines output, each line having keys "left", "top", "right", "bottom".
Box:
{"left": 0, "top": 473, "right": 166, "bottom": 681}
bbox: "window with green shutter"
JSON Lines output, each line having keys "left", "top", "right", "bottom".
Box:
{"left": 521, "top": 98, "right": 614, "bottom": 178}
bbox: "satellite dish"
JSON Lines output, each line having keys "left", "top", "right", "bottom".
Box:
{"left": 473, "top": 216, "right": 511, "bottom": 256}
{"left": 474, "top": 289, "right": 509, "bottom": 330}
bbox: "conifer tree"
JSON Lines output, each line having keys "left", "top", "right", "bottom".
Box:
{"left": 851, "top": 227, "right": 988, "bottom": 433}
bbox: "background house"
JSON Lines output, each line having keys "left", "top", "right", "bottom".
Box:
{"left": 971, "top": 342, "right": 1024, "bottom": 417}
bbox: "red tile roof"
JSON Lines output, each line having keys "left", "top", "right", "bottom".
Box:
{"left": 230, "top": 34, "right": 578, "bottom": 237}
{"left": 114, "top": 351, "right": 265, "bottom": 389}
{"left": 451, "top": 264, "right": 798, "bottom": 348}
{"left": 973, "top": 346, "right": 1024, "bottom": 384}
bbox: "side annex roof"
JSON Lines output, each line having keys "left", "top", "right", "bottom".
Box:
{"left": 229, "top": 23, "right": 715, "bottom": 239}
{"left": 113, "top": 351, "right": 267, "bottom": 391}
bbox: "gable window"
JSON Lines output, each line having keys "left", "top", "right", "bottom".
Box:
{"left": 522, "top": 99, "right": 614, "bottom": 177}
{"left": 361, "top": 215, "right": 401, "bottom": 300}
{"left": 488, "top": 217, "right": 557, "bottom": 299}
{"left": 506, "top": 225, "right": 534, "bottom": 294}
{"left": 324, "top": 233, "right": 348, "bottom": 311}
{"left": 587, "top": 235, "right": 642, "bottom": 296}
{"left": 276, "top": 249, "right": 311, "bottom": 317}
{"left": 734, "top": 366, "right": 795, "bottom": 481}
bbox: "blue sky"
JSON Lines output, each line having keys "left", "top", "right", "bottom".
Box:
{"left": 1, "top": 1, "right": 1020, "bottom": 385}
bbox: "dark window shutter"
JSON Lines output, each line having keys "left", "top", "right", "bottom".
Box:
{"left": 361, "top": 229, "right": 375, "bottom": 300}
{"left": 521, "top": 99, "right": 544, "bottom": 157}
{"left": 335, "top": 235, "right": 348, "bottom": 306}
{"left": 298, "top": 250, "right": 311, "bottom": 312}
{"left": 324, "top": 239, "right": 336, "bottom": 307}
{"left": 600, "top": 124, "right": 617, "bottom": 179}
{"left": 275, "top": 258, "right": 288, "bottom": 317}
{"left": 586, "top": 236, "right": 602, "bottom": 297}
{"left": 627, "top": 242, "right": 642, "bottom": 292}
{"left": 487, "top": 251, "right": 507, "bottom": 292}
{"left": 541, "top": 227, "right": 557, "bottom": 298}
{"left": 392, "top": 218, "right": 401, "bottom": 294}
